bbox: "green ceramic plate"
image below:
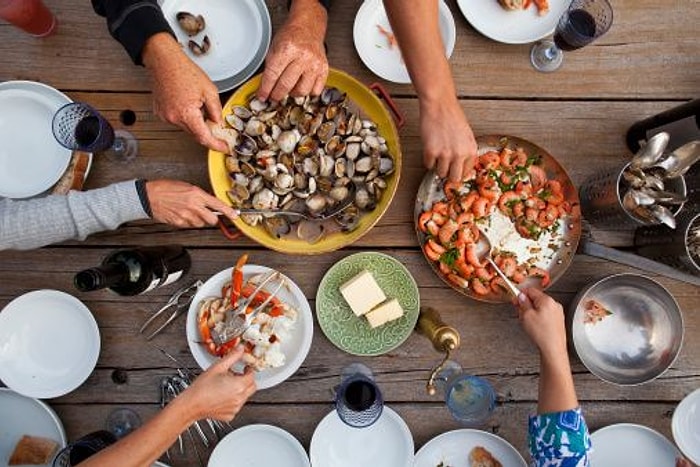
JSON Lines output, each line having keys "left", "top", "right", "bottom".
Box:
{"left": 316, "top": 252, "right": 420, "bottom": 356}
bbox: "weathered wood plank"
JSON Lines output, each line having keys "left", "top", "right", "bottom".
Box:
{"left": 0, "top": 1, "right": 697, "bottom": 98}
{"left": 50, "top": 401, "right": 688, "bottom": 467}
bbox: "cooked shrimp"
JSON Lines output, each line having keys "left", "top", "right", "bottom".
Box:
{"left": 498, "top": 191, "right": 521, "bottom": 214}
{"left": 438, "top": 219, "right": 460, "bottom": 245}
{"left": 528, "top": 266, "right": 550, "bottom": 287}
{"left": 377, "top": 24, "right": 397, "bottom": 49}
{"left": 471, "top": 278, "right": 490, "bottom": 296}
{"left": 472, "top": 197, "right": 491, "bottom": 219}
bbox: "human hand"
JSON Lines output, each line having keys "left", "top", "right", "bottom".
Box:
{"left": 145, "top": 179, "right": 238, "bottom": 228}
{"left": 142, "top": 33, "right": 228, "bottom": 153}
{"left": 514, "top": 288, "right": 567, "bottom": 358}
{"left": 676, "top": 458, "right": 694, "bottom": 467}
{"left": 419, "top": 97, "right": 477, "bottom": 182}
{"left": 183, "top": 346, "right": 257, "bottom": 421}
{"left": 257, "top": 1, "right": 328, "bottom": 102}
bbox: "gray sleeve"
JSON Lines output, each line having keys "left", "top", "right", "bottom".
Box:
{"left": 0, "top": 180, "right": 149, "bottom": 251}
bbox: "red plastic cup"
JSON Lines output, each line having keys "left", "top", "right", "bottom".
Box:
{"left": 0, "top": 0, "right": 57, "bottom": 37}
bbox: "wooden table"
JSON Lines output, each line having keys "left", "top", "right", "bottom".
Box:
{"left": 1, "top": 0, "right": 699, "bottom": 465}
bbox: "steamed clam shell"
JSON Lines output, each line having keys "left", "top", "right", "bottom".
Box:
{"left": 177, "top": 12, "right": 205, "bottom": 36}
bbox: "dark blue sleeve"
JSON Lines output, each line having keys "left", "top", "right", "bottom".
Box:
{"left": 91, "top": 0, "right": 174, "bottom": 66}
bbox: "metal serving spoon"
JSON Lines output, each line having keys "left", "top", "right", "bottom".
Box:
{"left": 477, "top": 228, "right": 521, "bottom": 298}
{"left": 651, "top": 140, "right": 700, "bottom": 178}
{"left": 630, "top": 131, "right": 670, "bottom": 169}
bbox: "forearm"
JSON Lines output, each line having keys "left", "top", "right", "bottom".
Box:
{"left": 537, "top": 350, "right": 579, "bottom": 414}
{"left": 0, "top": 181, "right": 148, "bottom": 251}
{"left": 91, "top": 0, "right": 174, "bottom": 65}
{"left": 79, "top": 396, "right": 199, "bottom": 467}
{"left": 289, "top": 0, "right": 328, "bottom": 41}
{"left": 142, "top": 32, "right": 186, "bottom": 74}
{"left": 383, "top": 0, "right": 456, "bottom": 105}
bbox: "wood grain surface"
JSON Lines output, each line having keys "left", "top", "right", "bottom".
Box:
{"left": 0, "top": 0, "right": 698, "bottom": 465}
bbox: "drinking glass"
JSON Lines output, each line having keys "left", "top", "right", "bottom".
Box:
{"left": 106, "top": 408, "right": 142, "bottom": 439}
{"left": 52, "top": 102, "right": 139, "bottom": 162}
{"left": 52, "top": 430, "right": 117, "bottom": 467}
{"left": 334, "top": 363, "right": 384, "bottom": 428}
{"left": 530, "top": 0, "right": 613, "bottom": 72}
{"left": 0, "top": 0, "right": 56, "bottom": 37}
{"left": 434, "top": 361, "right": 495, "bottom": 426}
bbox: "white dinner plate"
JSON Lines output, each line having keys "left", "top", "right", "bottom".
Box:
{"left": 186, "top": 265, "right": 313, "bottom": 390}
{"left": 353, "top": 0, "right": 456, "bottom": 83}
{"left": 456, "top": 0, "right": 570, "bottom": 44}
{"left": 591, "top": 423, "right": 681, "bottom": 467}
{"left": 160, "top": 0, "right": 271, "bottom": 92}
{"left": 0, "top": 388, "right": 67, "bottom": 466}
{"left": 310, "top": 407, "right": 414, "bottom": 467}
{"left": 208, "top": 424, "right": 309, "bottom": 467}
{"left": 0, "top": 290, "right": 100, "bottom": 399}
{"left": 414, "top": 429, "right": 527, "bottom": 467}
{"left": 0, "top": 81, "right": 73, "bottom": 199}
{"left": 672, "top": 388, "right": 700, "bottom": 465}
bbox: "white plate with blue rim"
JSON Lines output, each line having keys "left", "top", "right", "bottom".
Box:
{"left": 209, "top": 424, "right": 309, "bottom": 467}
{"left": 0, "top": 290, "right": 100, "bottom": 399}
{"left": 353, "top": 0, "right": 456, "bottom": 84}
{"left": 456, "top": 0, "right": 570, "bottom": 44}
{"left": 591, "top": 423, "right": 681, "bottom": 467}
{"left": 0, "top": 388, "right": 67, "bottom": 467}
{"left": 0, "top": 81, "right": 73, "bottom": 199}
{"left": 310, "top": 407, "right": 413, "bottom": 467}
{"left": 159, "top": 0, "right": 271, "bottom": 92}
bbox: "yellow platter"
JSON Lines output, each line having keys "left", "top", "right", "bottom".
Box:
{"left": 208, "top": 68, "right": 403, "bottom": 255}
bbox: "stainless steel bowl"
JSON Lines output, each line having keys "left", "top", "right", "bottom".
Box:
{"left": 570, "top": 273, "right": 684, "bottom": 385}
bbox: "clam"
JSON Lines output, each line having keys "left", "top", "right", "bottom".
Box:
{"left": 303, "top": 157, "right": 319, "bottom": 176}
{"left": 275, "top": 172, "right": 295, "bottom": 191}
{"left": 277, "top": 130, "right": 300, "bottom": 154}
{"left": 364, "top": 135, "right": 380, "bottom": 150}
{"left": 330, "top": 186, "right": 349, "bottom": 202}
{"left": 334, "top": 205, "right": 360, "bottom": 232}
{"left": 232, "top": 106, "right": 252, "bottom": 120}
{"left": 263, "top": 217, "right": 291, "bottom": 239}
{"left": 225, "top": 156, "right": 240, "bottom": 174}
{"left": 346, "top": 142, "right": 360, "bottom": 160}
{"left": 355, "top": 157, "right": 373, "bottom": 173}
{"left": 176, "top": 12, "right": 205, "bottom": 36}
{"left": 321, "top": 87, "right": 345, "bottom": 105}
{"left": 188, "top": 35, "right": 210, "bottom": 56}
{"left": 249, "top": 176, "right": 264, "bottom": 194}
{"left": 319, "top": 155, "right": 335, "bottom": 177}
{"left": 249, "top": 98, "right": 268, "bottom": 113}
{"left": 378, "top": 157, "right": 394, "bottom": 175}
{"left": 306, "top": 194, "right": 327, "bottom": 214}
{"left": 297, "top": 135, "right": 317, "bottom": 156}
{"left": 297, "top": 220, "right": 325, "bottom": 243}
{"left": 235, "top": 134, "right": 258, "bottom": 157}
{"left": 245, "top": 119, "right": 266, "bottom": 137}
{"left": 226, "top": 183, "right": 250, "bottom": 206}
{"left": 334, "top": 159, "right": 346, "bottom": 178}
{"left": 355, "top": 187, "right": 375, "bottom": 210}
{"left": 317, "top": 121, "right": 336, "bottom": 143}
{"left": 325, "top": 135, "right": 346, "bottom": 157}
{"left": 225, "top": 114, "right": 246, "bottom": 132}
{"left": 252, "top": 188, "right": 278, "bottom": 210}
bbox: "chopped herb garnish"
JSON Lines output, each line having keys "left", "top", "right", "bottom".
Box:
{"left": 440, "top": 248, "right": 460, "bottom": 267}
{"left": 526, "top": 153, "right": 542, "bottom": 167}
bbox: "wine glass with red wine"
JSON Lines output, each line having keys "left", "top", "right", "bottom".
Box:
{"left": 334, "top": 363, "right": 384, "bottom": 428}
{"left": 52, "top": 102, "right": 138, "bottom": 161}
{"left": 530, "top": 0, "right": 613, "bottom": 72}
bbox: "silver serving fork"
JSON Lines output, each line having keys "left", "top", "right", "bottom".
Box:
{"left": 212, "top": 274, "right": 286, "bottom": 346}
{"left": 140, "top": 280, "right": 203, "bottom": 340}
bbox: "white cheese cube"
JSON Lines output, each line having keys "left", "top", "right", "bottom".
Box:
{"left": 339, "top": 270, "right": 387, "bottom": 316}
{"left": 366, "top": 298, "right": 404, "bottom": 328}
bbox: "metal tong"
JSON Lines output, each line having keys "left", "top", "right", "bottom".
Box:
{"left": 211, "top": 271, "right": 285, "bottom": 346}
{"left": 140, "top": 280, "right": 203, "bottom": 340}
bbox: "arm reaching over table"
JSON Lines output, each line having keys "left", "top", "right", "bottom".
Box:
{"left": 382, "top": 0, "right": 477, "bottom": 182}
{"left": 78, "top": 347, "right": 257, "bottom": 467}
{"left": 0, "top": 180, "right": 238, "bottom": 251}
{"left": 257, "top": 0, "right": 330, "bottom": 102}
{"left": 515, "top": 288, "right": 592, "bottom": 466}
{"left": 91, "top": 0, "right": 228, "bottom": 153}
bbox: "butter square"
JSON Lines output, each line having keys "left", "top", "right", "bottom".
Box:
{"left": 366, "top": 298, "right": 404, "bottom": 328}
{"left": 339, "top": 270, "right": 386, "bottom": 316}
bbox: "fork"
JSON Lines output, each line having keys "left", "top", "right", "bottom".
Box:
{"left": 212, "top": 275, "right": 286, "bottom": 346}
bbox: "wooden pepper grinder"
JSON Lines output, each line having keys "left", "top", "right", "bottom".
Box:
{"left": 415, "top": 307, "right": 461, "bottom": 395}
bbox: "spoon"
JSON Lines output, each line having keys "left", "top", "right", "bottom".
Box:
{"left": 651, "top": 140, "right": 700, "bottom": 178}
{"left": 476, "top": 228, "right": 521, "bottom": 298}
{"left": 630, "top": 131, "right": 670, "bottom": 169}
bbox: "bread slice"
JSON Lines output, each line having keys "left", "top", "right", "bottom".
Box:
{"left": 8, "top": 435, "right": 59, "bottom": 465}
{"left": 52, "top": 151, "right": 90, "bottom": 194}
{"left": 470, "top": 446, "right": 503, "bottom": 467}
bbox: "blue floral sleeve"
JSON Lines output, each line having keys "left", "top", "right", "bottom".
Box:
{"left": 528, "top": 407, "right": 591, "bottom": 467}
